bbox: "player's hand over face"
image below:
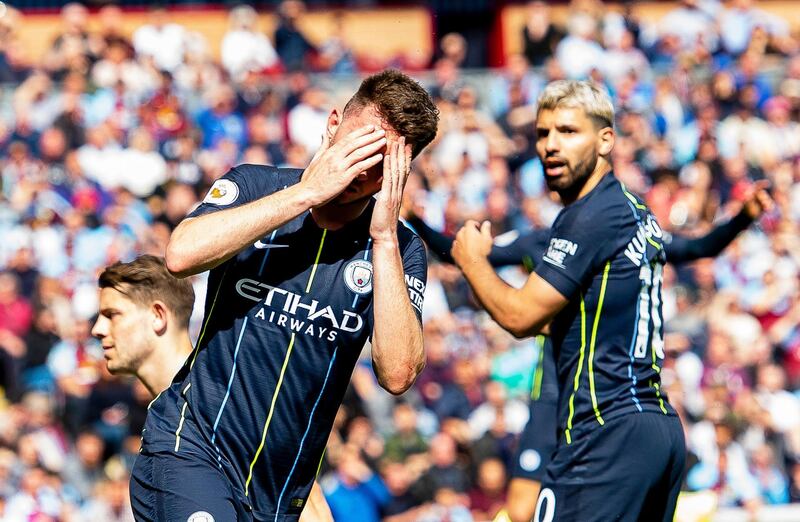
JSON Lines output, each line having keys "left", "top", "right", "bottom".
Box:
{"left": 743, "top": 180, "right": 775, "bottom": 219}
{"left": 451, "top": 220, "right": 493, "bottom": 270}
{"left": 370, "top": 137, "right": 412, "bottom": 243}
{"left": 301, "top": 125, "right": 387, "bottom": 207}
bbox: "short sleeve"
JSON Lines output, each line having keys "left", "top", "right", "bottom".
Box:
{"left": 187, "top": 166, "right": 265, "bottom": 219}
{"left": 401, "top": 234, "right": 428, "bottom": 323}
{"left": 534, "top": 208, "right": 620, "bottom": 298}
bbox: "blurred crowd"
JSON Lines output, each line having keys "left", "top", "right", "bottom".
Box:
{"left": 0, "top": 0, "right": 799, "bottom": 520}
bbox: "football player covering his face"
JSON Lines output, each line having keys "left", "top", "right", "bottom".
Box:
{"left": 130, "top": 70, "right": 439, "bottom": 522}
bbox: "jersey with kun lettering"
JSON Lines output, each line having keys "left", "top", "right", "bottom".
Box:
{"left": 534, "top": 172, "right": 675, "bottom": 444}
{"left": 140, "top": 164, "right": 427, "bottom": 520}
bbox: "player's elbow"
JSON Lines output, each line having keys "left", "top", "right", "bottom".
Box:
{"left": 165, "top": 239, "right": 193, "bottom": 278}
{"left": 378, "top": 363, "right": 423, "bottom": 396}
{"left": 378, "top": 376, "right": 413, "bottom": 396}
{"left": 505, "top": 316, "right": 540, "bottom": 339}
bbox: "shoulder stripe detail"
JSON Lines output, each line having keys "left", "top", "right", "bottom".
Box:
{"left": 147, "top": 391, "right": 162, "bottom": 410}
{"left": 174, "top": 400, "right": 189, "bottom": 452}
{"left": 620, "top": 182, "right": 647, "bottom": 211}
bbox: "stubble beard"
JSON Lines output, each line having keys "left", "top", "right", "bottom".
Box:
{"left": 545, "top": 153, "right": 598, "bottom": 204}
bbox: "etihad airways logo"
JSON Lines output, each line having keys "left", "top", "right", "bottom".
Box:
{"left": 236, "top": 278, "right": 364, "bottom": 341}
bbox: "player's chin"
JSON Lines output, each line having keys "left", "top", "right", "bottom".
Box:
{"left": 544, "top": 172, "right": 572, "bottom": 192}
{"left": 332, "top": 189, "right": 369, "bottom": 206}
{"left": 105, "top": 360, "right": 122, "bottom": 374}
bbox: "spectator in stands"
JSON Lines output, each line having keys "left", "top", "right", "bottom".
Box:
{"left": 221, "top": 4, "right": 280, "bottom": 82}
{"left": 195, "top": 84, "right": 247, "bottom": 152}
{"left": 521, "top": 1, "right": 565, "bottom": 67}
{"left": 555, "top": 12, "right": 605, "bottom": 79}
{"left": 274, "top": 0, "right": 316, "bottom": 72}
{"left": 384, "top": 402, "right": 428, "bottom": 463}
{"left": 413, "top": 433, "right": 470, "bottom": 500}
{"left": 659, "top": 0, "right": 720, "bottom": 53}
{"left": 44, "top": 2, "right": 92, "bottom": 82}
{"left": 95, "top": 5, "right": 135, "bottom": 58}
{"left": 468, "top": 457, "right": 506, "bottom": 520}
{"left": 719, "top": 0, "right": 790, "bottom": 57}
{"left": 318, "top": 12, "right": 357, "bottom": 74}
{"left": 287, "top": 84, "right": 328, "bottom": 157}
{"left": 132, "top": 6, "right": 187, "bottom": 73}
{"left": 323, "top": 444, "right": 390, "bottom": 522}
{"left": 750, "top": 444, "right": 790, "bottom": 504}
{"left": 60, "top": 429, "right": 105, "bottom": 502}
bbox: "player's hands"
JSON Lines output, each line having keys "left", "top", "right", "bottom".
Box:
{"left": 452, "top": 220, "right": 493, "bottom": 270}
{"left": 300, "top": 125, "right": 387, "bottom": 207}
{"left": 370, "top": 137, "right": 411, "bottom": 243}
{"left": 742, "top": 180, "right": 774, "bottom": 219}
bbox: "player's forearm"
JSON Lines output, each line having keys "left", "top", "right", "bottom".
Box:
{"left": 166, "top": 184, "right": 314, "bottom": 277}
{"left": 406, "top": 215, "right": 456, "bottom": 263}
{"left": 666, "top": 210, "right": 752, "bottom": 264}
{"left": 370, "top": 240, "right": 424, "bottom": 395}
{"left": 461, "top": 259, "right": 546, "bottom": 338}
{"left": 299, "top": 482, "right": 333, "bottom": 522}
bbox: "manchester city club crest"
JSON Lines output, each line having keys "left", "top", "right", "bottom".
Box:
{"left": 344, "top": 260, "right": 373, "bottom": 295}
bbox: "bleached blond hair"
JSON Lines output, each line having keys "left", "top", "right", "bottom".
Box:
{"left": 537, "top": 80, "right": 615, "bottom": 129}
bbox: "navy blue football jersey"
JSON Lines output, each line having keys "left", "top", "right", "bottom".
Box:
{"left": 534, "top": 173, "right": 675, "bottom": 444}
{"left": 140, "top": 164, "right": 427, "bottom": 519}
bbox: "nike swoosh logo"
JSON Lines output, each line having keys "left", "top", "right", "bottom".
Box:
{"left": 254, "top": 241, "right": 289, "bottom": 249}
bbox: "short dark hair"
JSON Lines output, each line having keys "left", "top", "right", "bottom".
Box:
{"left": 343, "top": 69, "right": 439, "bottom": 157}
{"left": 98, "top": 255, "right": 195, "bottom": 328}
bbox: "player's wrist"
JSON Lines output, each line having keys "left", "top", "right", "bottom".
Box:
{"left": 369, "top": 229, "right": 399, "bottom": 244}
{"left": 463, "top": 255, "right": 492, "bottom": 276}
{"left": 293, "top": 180, "right": 325, "bottom": 208}
{"left": 371, "top": 234, "right": 399, "bottom": 249}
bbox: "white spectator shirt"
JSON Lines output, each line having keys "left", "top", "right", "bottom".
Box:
{"left": 756, "top": 389, "right": 800, "bottom": 433}
{"left": 133, "top": 23, "right": 187, "bottom": 72}
{"left": 555, "top": 36, "right": 606, "bottom": 80}
{"left": 603, "top": 48, "right": 651, "bottom": 85}
{"left": 660, "top": 2, "right": 720, "bottom": 51}
{"left": 467, "top": 399, "right": 530, "bottom": 440}
{"left": 720, "top": 7, "right": 789, "bottom": 55}
{"left": 221, "top": 30, "right": 279, "bottom": 80}
{"left": 287, "top": 103, "right": 328, "bottom": 156}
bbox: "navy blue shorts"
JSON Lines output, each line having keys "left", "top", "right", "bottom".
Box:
{"left": 512, "top": 396, "right": 558, "bottom": 482}
{"left": 535, "top": 412, "right": 685, "bottom": 522}
{"left": 130, "top": 449, "right": 252, "bottom": 522}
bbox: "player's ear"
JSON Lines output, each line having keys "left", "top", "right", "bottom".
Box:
{"left": 597, "top": 126, "right": 615, "bottom": 157}
{"left": 326, "top": 108, "right": 341, "bottom": 142}
{"left": 151, "top": 301, "right": 168, "bottom": 336}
